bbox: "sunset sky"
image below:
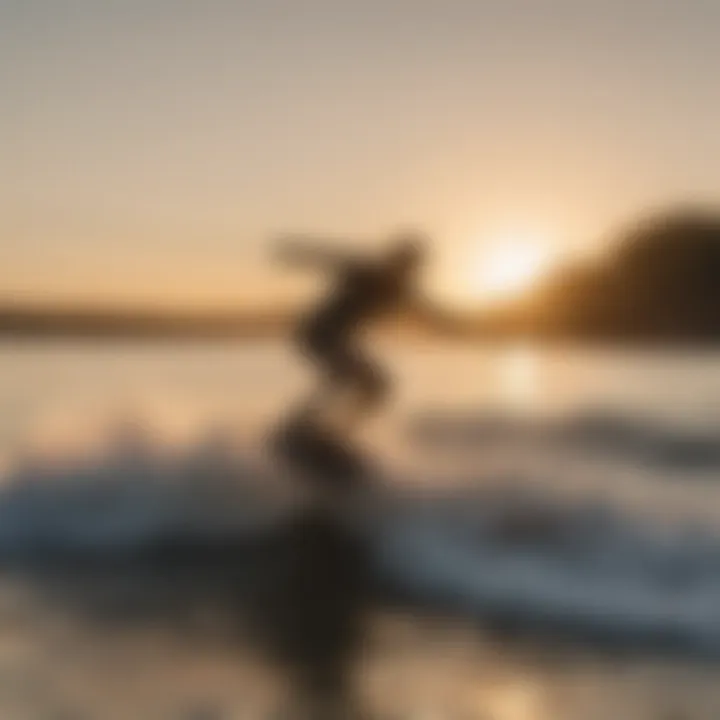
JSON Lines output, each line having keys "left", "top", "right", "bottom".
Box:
{"left": 3, "top": 1, "right": 719, "bottom": 310}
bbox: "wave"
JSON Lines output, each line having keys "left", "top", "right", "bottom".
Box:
{"left": 1, "top": 424, "right": 720, "bottom": 659}
{"left": 409, "top": 410, "right": 720, "bottom": 470}
{"left": 374, "top": 486, "right": 720, "bottom": 657}
{"left": 0, "top": 426, "right": 286, "bottom": 559}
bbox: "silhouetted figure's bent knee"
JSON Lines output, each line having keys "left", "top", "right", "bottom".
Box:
{"left": 298, "top": 326, "right": 390, "bottom": 420}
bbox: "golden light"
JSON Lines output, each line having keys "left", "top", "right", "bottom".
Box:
{"left": 476, "top": 677, "right": 546, "bottom": 720}
{"left": 456, "top": 231, "right": 557, "bottom": 306}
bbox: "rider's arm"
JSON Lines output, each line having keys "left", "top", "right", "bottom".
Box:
{"left": 272, "top": 235, "right": 359, "bottom": 271}
{"left": 404, "top": 290, "right": 459, "bottom": 336}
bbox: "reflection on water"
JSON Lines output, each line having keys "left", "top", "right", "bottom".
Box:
{"left": 479, "top": 678, "right": 545, "bottom": 720}
{"left": 3, "top": 340, "right": 720, "bottom": 454}
{"left": 495, "top": 344, "right": 542, "bottom": 414}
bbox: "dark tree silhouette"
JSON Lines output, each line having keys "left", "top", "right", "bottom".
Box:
{"left": 493, "top": 207, "right": 720, "bottom": 341}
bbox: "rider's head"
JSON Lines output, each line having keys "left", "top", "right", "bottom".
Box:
{"left": 386, "top": 230, "right": 427, "bottom": 275}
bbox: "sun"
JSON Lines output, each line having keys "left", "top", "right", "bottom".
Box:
{"left": 468, "top": 233, "right": 555, "bottom": 304}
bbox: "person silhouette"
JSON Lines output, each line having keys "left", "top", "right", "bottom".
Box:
{"left": 264, "top": 230, "right": 434, "bottom": 717}
{"left": 275, "top": 231, "right": 427, "bottom": 433}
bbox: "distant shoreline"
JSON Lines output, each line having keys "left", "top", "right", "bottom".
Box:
{"left": 1, "top": 308, "right": 720, "bottom": 347}
{"left": 0, "top": 307, "right": 294, "bottom": 341}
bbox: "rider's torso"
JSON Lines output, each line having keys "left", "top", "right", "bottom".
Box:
{"left": 305, "top": 263, "right": 408, "bottom": 342}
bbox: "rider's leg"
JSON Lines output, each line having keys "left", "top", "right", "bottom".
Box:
{"left": 294, "top": 318, "right": 391, "bottom": 430}
{"left": 291, "top": 321, "right": 341, "bottom": 423}
{"left": 327, "top": 344, "right": 391, "bottom": 431}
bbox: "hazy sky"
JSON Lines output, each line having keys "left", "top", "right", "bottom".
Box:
{"left": 3, "top": 0, "right": 719, "bottom": 308}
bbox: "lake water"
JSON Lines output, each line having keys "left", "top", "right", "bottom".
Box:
{"left": 0, "top": 339, "right": 719, "bottom": 718}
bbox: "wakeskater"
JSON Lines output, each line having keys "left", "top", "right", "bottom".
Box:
{"left": 270, "top": 230, "right": 431, "bottom": 489}
{"left": 264, "top": 229, "right": 436, "bottom": 719}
